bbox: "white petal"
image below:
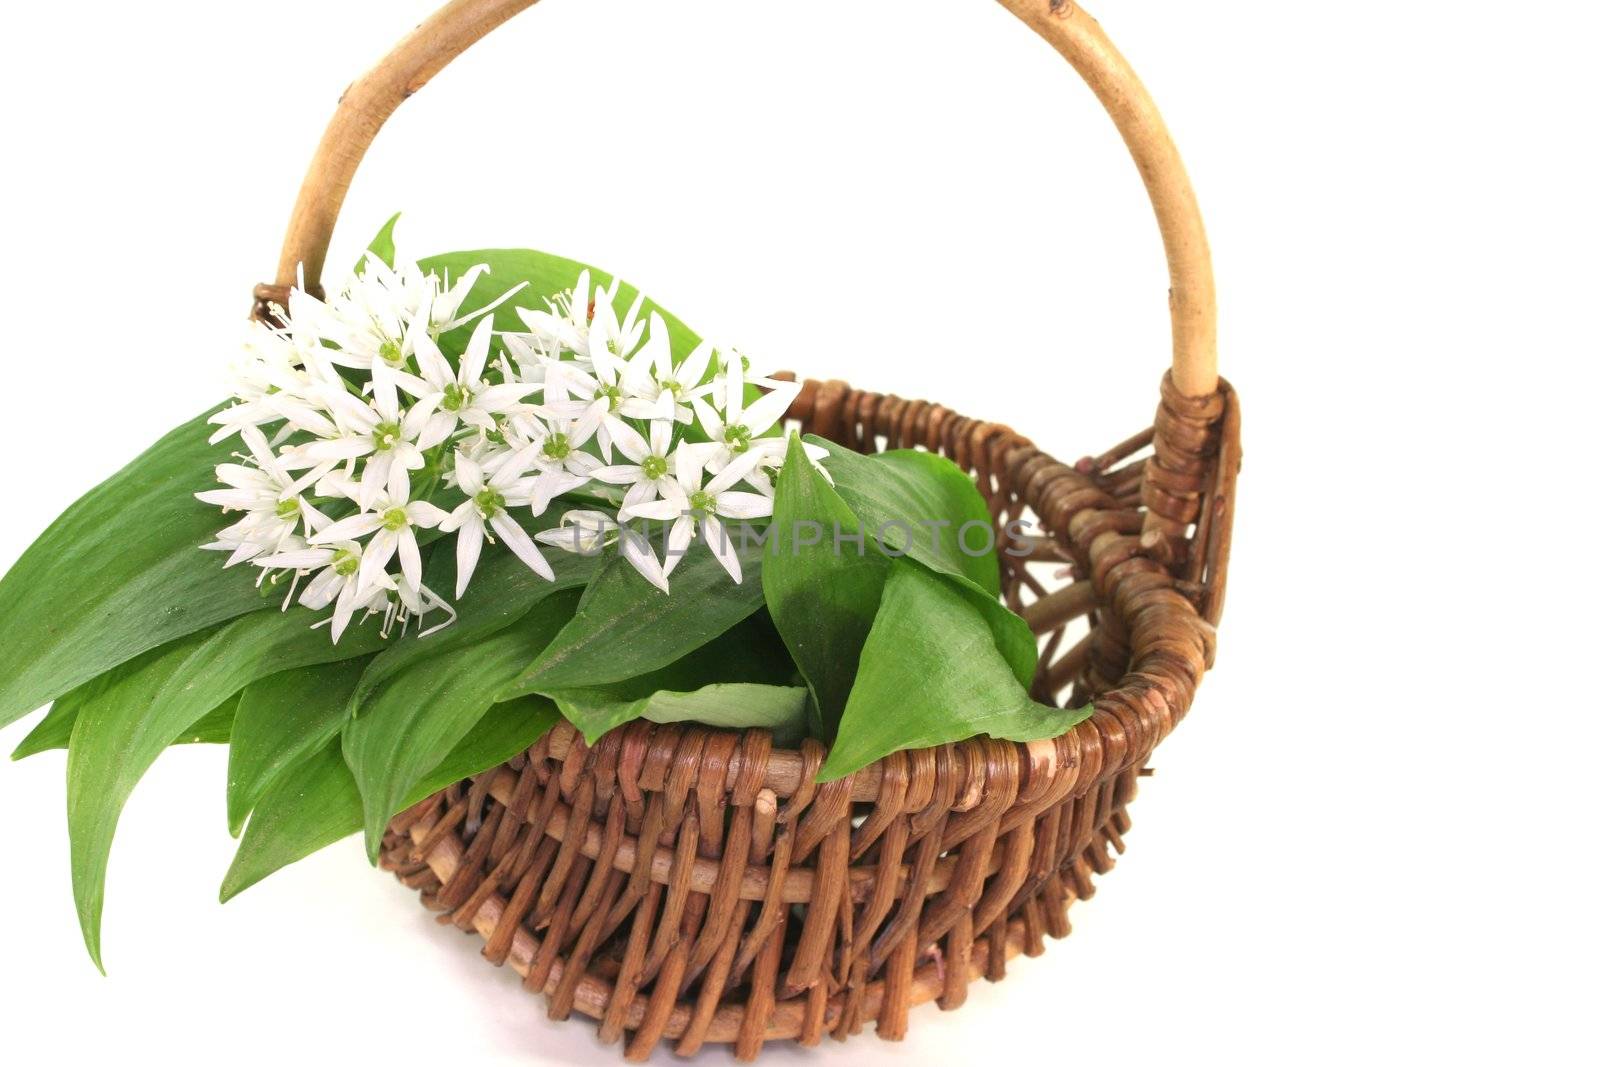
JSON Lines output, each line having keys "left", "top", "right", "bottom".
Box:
{"left": 455, "top": 451, "right": 485, "bottom": 496}
{"left": 714, "top": 491, "right": 774, "bottom": 520}
{"left": 701, "top": 516, "right": 742, "bottom": 583}
{"left": 310, "top": 512, "right": 385, "bottom": 544}
{"left": 738, "top": 383, "right": 800, "bottom": 436}
{"left": 619, "top": 527, "right": 670, "bottom": 593}
{"left": 461, "top": 315, "right": 494, "bottom": 384}
{"left": 491, "top": 513, "right": 554, "bottom": 580}
{"left": 662, "top": 514, "right": 696, "bottom": 578}
{"left": 620, "top": 498, "right": 684, "bottom": 522}
{"left": 398, "top": 528, "right": 423, "bottom": 592}
{"left": 454, "top": 516, "right": 484, "bottom": 597}
{"left": 608, "top": 420, "right": 649, "bottom": 464}
{"left": 590, "top": 464, "right": 644, "bottom": 486}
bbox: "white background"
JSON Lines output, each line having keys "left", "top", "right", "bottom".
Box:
{"left": 1, "top": 0, "right": 1595, "bottom": 1063}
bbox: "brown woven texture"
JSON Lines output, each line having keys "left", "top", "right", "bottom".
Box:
{"left": 379, "top": 373, "right": 1240, "bottom": 1059}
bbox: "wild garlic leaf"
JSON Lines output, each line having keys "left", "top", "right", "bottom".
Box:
{"left": 65, "top": 605, "right": 394, "bottom": 970}
{"left": 540, "top": 612, "right": 800, "bottom": 743}
{"left": 418, "top": 248, "right": 703, "bottom": 363}
{"left": 819, "top": 560, "right": 1092, "bottom": 782}
{"left": 554, "top": 685, "right": 808, "bottom": 748}
{"left": 503, "top": 534, "right": 769, "bottom": 697}
{"left": 343, "top": 590, "right": 581, "bottom": 862}
{"left": 799, "top": 437, "right": 1037, "bottom": 688}
{"left": 220, "top": 695, "right": 560, "bottom": 903}
{"left": 763, "top": 434, "right": 888, "bottom": 740}
{"left": 0, "top": 411, "right": 268, "bottom": 729}
{"left": 226, "top": 658, "right": 372, "bottom": 837}
{"left": 806, "top": 437, "right": 1003, "bottom": 597}
{"left": 346, "top": 513, "right": 600, "bottom": 715}
{"left": 12, "top": 693, "right": 237, "bottom": 760}
{"left": 365, "top": 212, "right": 401, "bottom": 269}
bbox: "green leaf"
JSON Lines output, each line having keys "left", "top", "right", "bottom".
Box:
{"left": 176, "top": 695, "right": 239, "bottom": 744}
{"left": 420, "top": 695, "right": 562, "bottom": 791}
{"left": 226, "top": 658, "right": 371, "bottom": 837}
{"left": 762, "top": 434, "right": 888, "bottom": 740}
{"left": 805, "top": 437, "right": 1037, "bottom": 687}
{"left": 504, "top": 534, "right": 770, "bottom": 697}
{"left": 819, "top": 561, "right": 1092, "bottom": 782}
{"left": 418, "top": 248, "right": 703, "bottom": 362}
{"left": 65, "top": 605, "right": 395, "bottom": 970}
{"left": 218, "top": 740, "right": 360, "bottom": 903}
{"left": 365, "top": 212, "right": 401, "bottom": 269}
{"left": 343, "top": 591, "right": 581, "bottom": 862}
{"left": 347, "top": 515, "right": 600, "bottom": 715}
{"left": 220, "top": 696, "right": 560, "bottom": 903}
{"left": 554, "top": 685, "right": 808, "bottom": 748}
{"left": 540, "top": 611, "right": 801, "bottom": 743}
{"left": 0, "top": 411, "right": 269, "bottom": 729}
{"left": 805, "top": 437, "right": 1002, "bottom": 597}
{"left": 12, "top": 692, "right": 234, "bottom": 761}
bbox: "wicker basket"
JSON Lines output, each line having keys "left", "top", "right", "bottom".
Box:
{"left": 254, "top": 0, "right": 1240, "bottom": 1058}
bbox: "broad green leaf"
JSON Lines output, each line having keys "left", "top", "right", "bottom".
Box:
{"left": 806, "top": 437, "right": 1002, "bottom": 597}
{"left": 554, "top": 684, "right": 808, "bottom": 748}
{"left": 65, "top": 605, "right": 395, "bottom": 970}
{"left": 419, "top": 248, "right": 703, "bottom": 363}
{"left": 347, "top": 515, "right": 600, "bottom": 715}
{"left": 819, "top": 561, "right": 1092, "bottom": 782}
{"left": 541, "top": 612, "right": 800, "bottom": 743}
{"left": 0, "top": 411, "right": 268, "bottom": 729}
{"left": 421, "top": 695, "right": 562, "bottom": 790}
{"left": 806, "top": 437, "right": 1038, "bottom": 688}
{"left": 226, "top": 658, "right": 371, "bottom": 837}
{"left": 12, "top": 693, "right": 235, "bottom": 760}
{"left": 343, "top": 591, "right": 581, "bottom": 862}
{"left": 504, "top": 534, "right": 770, "bottom": 697}
{"left": 177, "top": 695, "right": 239, "bottom": 744}
{"left": 221, "top": 696, "right": 560, "bottom": 903}
{"left": 763, "top": 434, "right": 888, "bottom": 740}
{"left": 218, "top": 740, "right": 360, "bottom": 903}
{"left": 365, "top": 212, "right": 401, "bottom": 269}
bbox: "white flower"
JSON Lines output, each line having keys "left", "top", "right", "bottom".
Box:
{"left": 287, "top": 366, "right": 446, "bottom": 509}
{"left": 439, "top": 447, "right": 553, "bottom": 596}
{"left": 535, "top": 510, "right": 617, "bottom": 555}
{"left": 402, "top": 317, "right": 540, "bottom": 438}
{"left": 254, "top": 540, "right": 375, "bottom": 643}
{"left": 621, "top": 447, "right": 773, "bottom": 582}
{"left": 589, "top": 419, "right": 681, "bottom": 511}
{"left": 691, "top": 355, "right": 801, "bottom": 474}
{"left": 539, "top": 303, "right": 655, "bottom": 460}
{"left": 310, "top": 494, "right": 449, "bottom": 601}
{"left": 621, "top": 325, "right": 714, "bottom": 425}
{"left": 710, "top": 347, "right": 787, "bottom": 410}
{"left": 197, "top": 426, "right": 333, "bottom": 565}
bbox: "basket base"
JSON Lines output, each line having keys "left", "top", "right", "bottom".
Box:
{"left": 381, "top": 736, "right": 1140, "bottom": 1060}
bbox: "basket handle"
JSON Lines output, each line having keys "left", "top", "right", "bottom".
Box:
{"left": 263, "top": 0, "right": 1218, "bottom": 398}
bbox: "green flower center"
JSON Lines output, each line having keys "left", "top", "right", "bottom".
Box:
{"left": 474, "top": 487, "right": 506, "bottom": 517}
{"left": 641, "top": 455, "right": 669, "bottom": 481}
{"left": 332, "top": 548, "right": 361, "bottom": 577}
{"left": 378, "top": 339, "right": 405, "bottom": 367}
{"left": 688, "top": 489, "right": 715, "bottom": 515}
{"left": 373, "top": 421, "right": 402, "bottom": 451}
{"left": 595, "top": 382, "right": 623, "bottom": 411}
{"left": 724, "top": 423, "right": 753, "bottom": 454}
{"left": 274, "top": 498, "right": 300, "bottom": 520}
{"left": 381, "top": 507, "right": 410, "bottom": 532}
{"left": 442, "top": 382, "right": 471, "bottom": 412}
{"left": 542, "top": 433, "right": 571, "bottom": 461}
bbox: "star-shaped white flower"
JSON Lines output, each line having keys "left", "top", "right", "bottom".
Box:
{"left": 197, "top": 426, "right": 334, "bottom": 565}
{"left": 439, "top": 446, "right": 554, "bottom": 596}
{"left": 620, "top": 447, "right": 772, "bottom": 582}
{"left": 309, "top": 494, "right": 449, "bottom": 602}
{"left": 288, "top": 365, "right": 446, "bottom": 509}
{"left": 254, "top": 539, "right": 378, "bottom": 643}
{"left": 401, "top": 317, "right": 540, "bottom": 439}
{"left": 589, "top": 419, "right": 681, "bottom": 511}
{"left": 621, "top": 323, "right": 714, "bottom": 425}
{"left": 691, "top": 356, "right": 801, "bottom": 474}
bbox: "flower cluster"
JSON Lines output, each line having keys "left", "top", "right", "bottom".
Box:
{"left": 200, "top": 254, "right": 822, "bottom": 642}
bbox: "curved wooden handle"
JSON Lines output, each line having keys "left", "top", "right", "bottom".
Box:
{"left": 267, "top": 0, "right": 1218, "bottom": 397}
